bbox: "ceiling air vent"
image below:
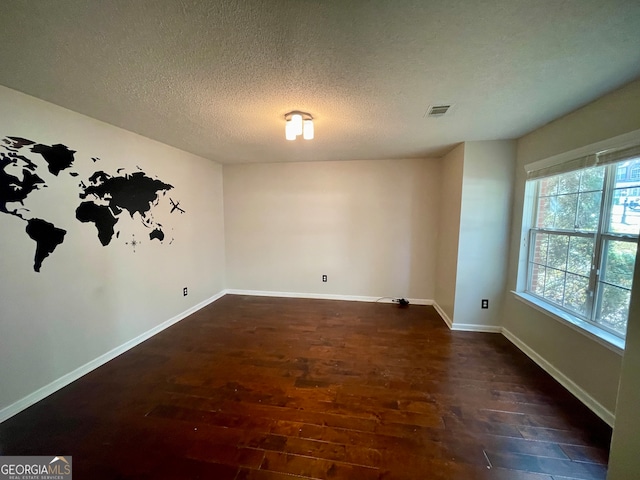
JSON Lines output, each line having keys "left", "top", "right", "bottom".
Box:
{"left": 426, "top": 104, "right": 452, "bottom": 117}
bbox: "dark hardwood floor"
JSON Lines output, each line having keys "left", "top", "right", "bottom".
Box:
{"left": 0, "top": 295, "right": 611, "bottom": 479}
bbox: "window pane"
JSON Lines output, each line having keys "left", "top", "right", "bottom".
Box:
{"left": 610, "top": 193, "right": 640, "bottom": 235}
{"left": 610, "top": 160, "right": 640, "bottom": 235}
{"left": 555, "top": 194, "right": 578, "bottom": 229}
{"left": 529, "top": 264, "right": 546, "bottom": 296}
{"left": 536, "top": 197, "right": 555, "bottom": 228}
{"left": 543, "top": 268, "right": 565, "bottom": 305}
{"left": 547, "top": 235, "right": 569, "bottom": 270}
{"left": 535, "top": 168, "right": 603, "bottom": 231}
{"left": 580, "top": 167, "right": 605, "bottom": 192}
{"left": 564, "top": 273, "right": 589, "bottom": 316}
{"left": 602, "top": 240, "right": 637, "bottom": 289}
{"left": 558, "top": 171, "right": 580, "bottom": 194}
{"left": 566, "top": 236, "right": 593, "bottom": 276}
{"left": 595, "top": 238, "right": 636, "bottom": 337}
{"left": 610, "top": 191, "right": 640, "bottom": 235}
{"left": 532, "top": 233, "right": 549, "bottom": 265}
{"left": 597, "top": 284, "right": 630, "bottom": 336}
{"left": 576, "top": 191, "right": 602, "bottom": 231}
{"left": 539, "top": 176, "right": 559, "bottom": 196}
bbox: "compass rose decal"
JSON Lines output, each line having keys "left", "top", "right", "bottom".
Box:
{"left": 125, "top": 234, "right": 141, "bottom": 253}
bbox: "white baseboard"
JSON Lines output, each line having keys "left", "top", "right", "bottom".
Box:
{"left": 225, "top": 289, "right": 433, "bottom": 306}
{"left": 404, "top": 298, "right": 433, "bottom": 306}
{"left": 452, "top": 324, "right": 503, "bottom": 333}
{"left": 502, "top": 327, "right": 615, "bottom": 427}
{"left": 0, "top": 290, "right": 226, "bottom": 424}
{"left": 432, "top": 301, "right": 453, "bottom": 328}
{"left": 431, "top": 301, "right": 501, "bottom": 333}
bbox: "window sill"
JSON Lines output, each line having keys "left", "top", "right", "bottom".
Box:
{"left": 511, "top": 291, "right": 625, "bottom": 355}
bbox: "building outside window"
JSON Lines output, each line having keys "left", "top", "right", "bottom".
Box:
{"left": 616, "top": 166, "right": 627, "bottom": 180}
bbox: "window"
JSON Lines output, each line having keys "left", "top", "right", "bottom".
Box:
{"left": 525, "top": 159, "right": 639, "bottom": 339}
{"left": 631, "top": 166, "right": 640, "bottom": 181}
{"left": 616, "top": 166, "right": 627, "bottom": 180}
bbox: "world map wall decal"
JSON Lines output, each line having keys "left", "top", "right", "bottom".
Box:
{"left": 0, "top": 135, "right": 184, "bottom": 272}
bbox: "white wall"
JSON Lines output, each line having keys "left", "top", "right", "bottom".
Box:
{"left": 223, "top": 158, "right": 440, "bottom": 299}
{"left": 434, "top": 144, "right": 464, "bottom": 321}
{"left": 453, "top": 141, "right": 515, "bottom": 329}
{"left": 502, "top": 79, "right": 640, "bottom": 419}
{"left": 0, "top": 86, "right": 226, "bottom": 417}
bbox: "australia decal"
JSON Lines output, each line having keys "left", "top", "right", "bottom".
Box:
{"left": 0, "top": 136, "right": 184, "bottom": 272}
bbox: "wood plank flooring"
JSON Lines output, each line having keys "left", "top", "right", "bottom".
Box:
{"left": 0, "top": 295, "right": 611, "bottom": 479}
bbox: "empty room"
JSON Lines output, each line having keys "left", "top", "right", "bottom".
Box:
{"left": 1, "top": 1, "right": 640, "bottom": 479}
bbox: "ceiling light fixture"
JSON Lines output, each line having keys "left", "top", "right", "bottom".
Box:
{"left": 285, "top": 111, "right": 314, "bottom": 140}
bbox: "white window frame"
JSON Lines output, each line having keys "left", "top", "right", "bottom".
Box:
{"left": 515, "top": 130, "right": 640, "bottom": 352}
{"left": 526, "top": 165, "right": 636, "bottom": 336}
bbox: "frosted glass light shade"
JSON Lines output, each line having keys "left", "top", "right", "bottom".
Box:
{"left": 285, "top": 120, "right": 297, "bottom": 140}
{"left": 285, "top": 111, "right": 314, "bottom": 141}
{"left": 303, "top": 119, "right": 314, "bottom": 140}
{"left": 292, "top": 114, "right": 303, "bottom": 136}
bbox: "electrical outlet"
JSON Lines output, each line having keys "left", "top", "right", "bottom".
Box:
{"left": 481, "top": 299, "right": 488, "bottom": 309}
{"left": 322, "top": 274, "right": 327, "bottom": 282}
{"left": 183, "top": 287, "right": 188, "bottom": 296}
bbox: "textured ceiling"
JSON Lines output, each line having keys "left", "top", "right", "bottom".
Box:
{"left": 1, "top": 1, "right": 639, "bottom": 164}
